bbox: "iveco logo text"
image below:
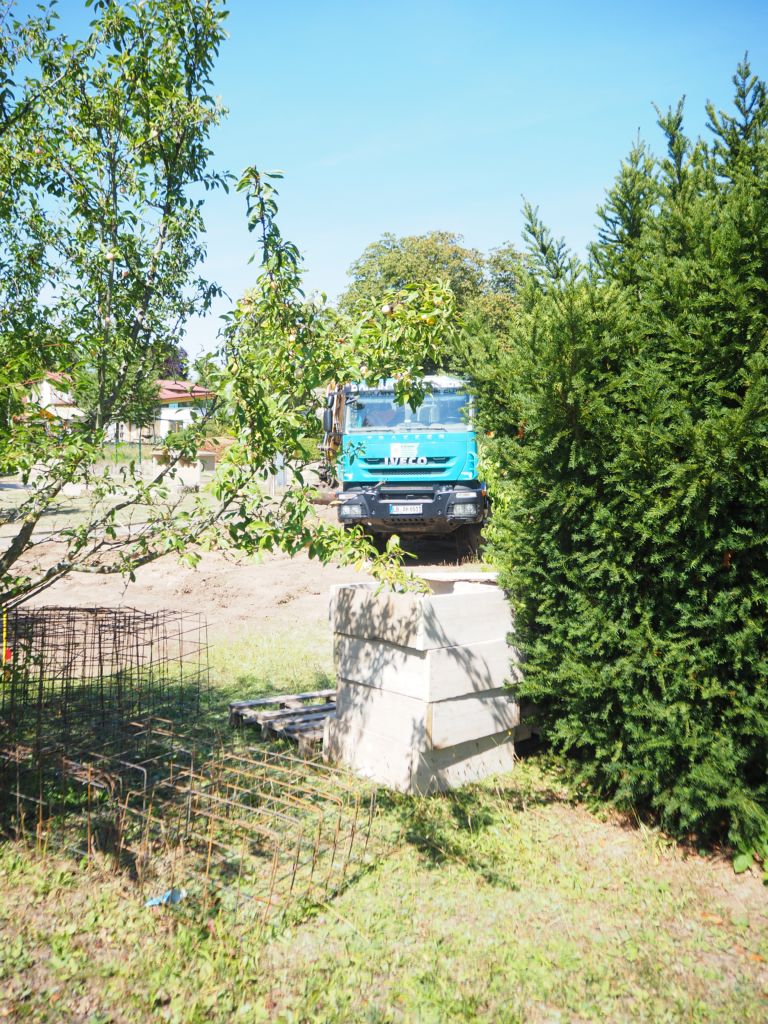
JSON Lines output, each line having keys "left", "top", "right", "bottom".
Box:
{"left": 383, "top": 456, "right": 428, "bottom": 466}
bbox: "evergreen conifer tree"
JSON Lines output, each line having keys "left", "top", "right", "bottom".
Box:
{"left": 706, "top": 55, "right": 768, "bottom": 182}
{"left": 590, "top": 135, "right": 657, "bottom": 294}
{"left": 464, "top": 63, "right": 768, "bottom": 849}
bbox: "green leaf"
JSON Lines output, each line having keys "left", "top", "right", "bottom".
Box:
{"left": 733, "top": 853, "right": 753, "bottom": 874}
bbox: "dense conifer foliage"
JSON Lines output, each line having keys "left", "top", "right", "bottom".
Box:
{"left": 461, "top": 59, "right": 768, "bottom": 849}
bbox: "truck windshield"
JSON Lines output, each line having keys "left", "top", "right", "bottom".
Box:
{"left": 344, "top": 391, "right": 472, "bottom": 432}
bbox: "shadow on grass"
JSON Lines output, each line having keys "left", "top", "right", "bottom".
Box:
{"left": 1, "top": 500, "right": 81, "bottom": 524}
{"left": 374, "top": 745, "right": 567, "bottom": 890}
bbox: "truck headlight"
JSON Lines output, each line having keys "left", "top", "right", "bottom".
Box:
{"left": 452, "top": 502, "right": 477, "bottom": 516}
{"left": 339, "top": 503, "right": 364, "bottom": 518}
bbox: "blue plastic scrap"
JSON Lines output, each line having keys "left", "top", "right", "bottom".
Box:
{"left": 145, "top": 887, "right": 187, "bottom": 908}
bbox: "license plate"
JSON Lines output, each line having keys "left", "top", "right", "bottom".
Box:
{"left": 390, "top": 504, "right": 422, "bottom": 514}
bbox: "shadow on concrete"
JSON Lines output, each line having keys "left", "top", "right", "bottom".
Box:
{"left": 328, "top": 576, "right": 529, "bottom": 792}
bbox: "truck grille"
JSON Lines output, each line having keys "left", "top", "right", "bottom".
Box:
{"left": 362, "top": 457, "right": 450, "bottom": 465}
{"left": 367, "top": 467, "right": 445, "bottom": 477}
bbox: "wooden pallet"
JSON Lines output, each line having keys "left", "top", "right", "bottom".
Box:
{"left": 228, "top": 689, "right": 336, "bottom": 757}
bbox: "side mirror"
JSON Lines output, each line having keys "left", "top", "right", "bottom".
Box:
{"left": 322, "top": 408, "right": 334, "bottom": 433}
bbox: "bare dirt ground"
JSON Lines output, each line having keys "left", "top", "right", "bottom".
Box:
{"left": 19, "top": 505, "right": 469, "bottom": 638}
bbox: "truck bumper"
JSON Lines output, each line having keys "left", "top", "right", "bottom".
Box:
{"left": 336, "top": 486, "right": 488, "bottom": 536}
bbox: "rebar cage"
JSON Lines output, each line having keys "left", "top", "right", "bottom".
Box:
{"left": 0, "top": 606, "right": 376, "bottom": 931}
{"left": 1, "top": 718, "right": 376, "bottom": 934}
{"left": 0, "top": 606, "right": 209, "bottom": 749}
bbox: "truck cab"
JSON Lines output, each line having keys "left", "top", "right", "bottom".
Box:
{"left": 323, "top": 376, "right": 489, "bottom": 556}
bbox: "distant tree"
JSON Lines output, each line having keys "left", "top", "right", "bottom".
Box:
{"left": 469, "top": 242, "right": 527, "bottom": 333}
{"left": 339, "top": 231, "right": 485, "bottom": 314}
{"left": 192, "top": 352, "right": 219, "bottom": 390}
{"left": 190, "top": 351, "right": 229, "bottom": 429}
{"left": 161, "top": 346, "right": 190, "bottom": 380}
{"left": 339, "top": 231, "right": 524, "bottom": 335}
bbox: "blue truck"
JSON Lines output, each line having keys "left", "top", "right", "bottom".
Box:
{"left": 321, "top": 376, "right": 489, "bottom": 558}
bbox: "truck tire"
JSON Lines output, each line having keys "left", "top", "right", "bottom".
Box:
{"left": 455, "top": 523, "right": 482, "bottom": 561}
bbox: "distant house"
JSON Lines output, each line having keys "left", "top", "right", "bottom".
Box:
{"left": 25, "top": 374, "right": 216, "bottom": 442}
{"left": 153, "top": 379, "right": 215, "bottom": 440}
{"left": 35, "top": 372, "right": 79, "bottom": 424}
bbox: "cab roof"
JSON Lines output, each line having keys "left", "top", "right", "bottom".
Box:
{"left": 348, "top": 375, "right": 466, "bottom": 393}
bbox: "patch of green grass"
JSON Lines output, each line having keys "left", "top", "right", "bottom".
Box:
{"left": 0, "top": 485, "right": 214, "bottom": 539}
{"left": 2, "top": 756, "right": 768, "bottom": 1022}
{"left": 205, "top": 622, "right": 334, "bottom": 710}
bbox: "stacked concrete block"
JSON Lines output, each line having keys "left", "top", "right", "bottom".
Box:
{"left": 324, "top": 573, "right": 528, "bottom": 794}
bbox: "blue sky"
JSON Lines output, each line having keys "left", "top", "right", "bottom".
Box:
{"left": 47, "top": 1, "right": 768, "bottom": 356}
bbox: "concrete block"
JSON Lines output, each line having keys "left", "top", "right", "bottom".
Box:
{"left": 324, "top": 716, "right": 517, "bottom": 794}
{"left": 413, "top": 731, "right": 518, "bottom": 793}
{"left": 335, "top": 679, "right": 520, "bottom": 751}
{"left": 334, "top": 634, "right": 522, "bottom": 702}
{"left": 430, "top": 689, "right": 520, "bottom": 749}
{"left": 324, "top": 715, "right": 413, "bottom": 789}
{"left": 330, "top": 577, "right": 513, "bottom": 651}
{"left": 412, "top": 571, "right": 499, "bottom": 592}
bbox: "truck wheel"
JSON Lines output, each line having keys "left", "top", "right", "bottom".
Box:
{"left": 455, "top": 524, "right": 482, "bottom": 562}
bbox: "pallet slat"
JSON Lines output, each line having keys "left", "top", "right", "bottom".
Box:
{"left": 265, "top": 711, "right": 334, "bottom": 739}
{"left": 229, "top": 689, "right": 336, "bottom": 759}
{"left": 229, "top": 688, "right": 336, "bottom": 712}
{"left": 265, "top": 710, "right": 335, "bottom": 730}
{"left": 228, "top": 690, "right": 336, "bottom": 728}
{"left": 242, "top": 701, "right": 336, "bottom": 726}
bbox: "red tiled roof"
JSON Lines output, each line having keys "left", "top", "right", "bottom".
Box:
{"left": 155, "top": 379, "right": 215, "bottom": 403}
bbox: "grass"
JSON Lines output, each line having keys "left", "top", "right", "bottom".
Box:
{"left": 206, "top": 622, "right": 335, "bottom": 711}
{"left": 2, "top": 624, "right": 768, "bottom": 1022}
{"left": 0, "top": 463, "right": 306, "bottom": 540}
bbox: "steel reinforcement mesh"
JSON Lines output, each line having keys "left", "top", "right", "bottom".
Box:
{"left": 0, "top": 718, "right": 376, "bottom": 934}
{"left": 0, "top": 607, "right": 209, "bottom": 749}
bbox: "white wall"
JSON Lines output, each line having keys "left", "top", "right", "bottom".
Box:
{"left": 154, "top": 405, "right": 199, "bottom": 439}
